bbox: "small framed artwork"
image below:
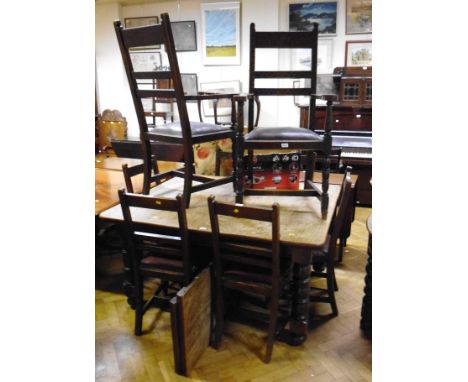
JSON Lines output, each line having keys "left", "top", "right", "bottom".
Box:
{"left": 124, "top": 16, "right": 160, "bottom": 49}
{"left": 130, "top": 51, "right": 162, "bottom": 72}
{"left": 124, "top": 16, "right": 159, "bottom": 28}
{"left": 200, "top": 1, "right": 241, "bottom": 65}
{"left": 291, "top": 39, "right": 333, "bottom": 74}
{"left": 345, "top": 40, "right": 372, "bottom": 67}
{"left": 346, "top": 0, "right": 372, "bottom": 34}
{"left": 171, "top": 21, "right": 197, "bottom": 52}
{"left": 289, "top": 1, "right": 338, "bottom": 35}
{"left": 199, "top": 80, "right": 241, "bottom": 117}
{"left": 181, "top": 73, "right": 199, "bottom": 96}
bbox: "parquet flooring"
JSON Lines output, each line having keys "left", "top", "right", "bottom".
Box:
{"left": 96, "top": 207, "right": 372, "bottom": 382}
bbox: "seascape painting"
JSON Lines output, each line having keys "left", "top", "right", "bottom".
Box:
{"left": 289, "top": 2, "right": 337, "bottom": 35}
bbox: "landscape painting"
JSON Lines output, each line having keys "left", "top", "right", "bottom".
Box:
{"left": 289, "top": 2, "right": 337, "bottom": 35}
{"left": 346, "top": 0, "right": 372, "bottom": 34}
{"left": 201, "top": 2, "right": 240, "bottom": 65}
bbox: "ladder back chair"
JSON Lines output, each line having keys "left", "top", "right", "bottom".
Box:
{"left": 118, "top": 190, "right": 198, "bottom": 336}
{"left": 234, "top": 23, "right": 336, "bottom": 218}
{"left": 207, "top": 195, "right": 291, "bottom": 363}
{"left": 114, "top": 13, "right": 242, "bottom": 208}
{"left": 309, "top": 175, "right": 353, "bottom": 316}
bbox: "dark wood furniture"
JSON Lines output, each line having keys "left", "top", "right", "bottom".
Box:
{"left": 335, "top": 66, "right": 372, "bottom": 108}
{"left": 310, "top": 176, "right": 353, "bottom": 316}
{"left": 118, "top": 191, "right": 198, "bottom": 336}
{"left": 114, "top": 13, "right": 242, "bottom": 208}
{"left": 170, "top": 266, "right": 212, "bottom": 376}
{"left": 207, "top": 196, "right": 291, "bottom": 363}
{"left": 99, "top": 177, "right": 342, "bottom": 346}
{"left": 234, "top": 23, "right": 335, "bottom": 219}
{"left": 360, "top": 214, "right": 372, "bottom": 333}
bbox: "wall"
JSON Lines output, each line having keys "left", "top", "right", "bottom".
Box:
{"left": 95, "top": 0, "right": 371, "bottom": 137}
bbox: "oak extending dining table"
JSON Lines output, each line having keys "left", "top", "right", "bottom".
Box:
{"left": 99, "top": 176, "right": 342, "bottom": 345}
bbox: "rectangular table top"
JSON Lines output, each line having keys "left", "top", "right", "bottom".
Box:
{"left": 99, "top": 177, "right": 341, "bottom": 249}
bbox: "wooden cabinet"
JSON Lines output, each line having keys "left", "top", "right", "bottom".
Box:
{"left": 300, "top": 105, "right": 372, "bottom": 132}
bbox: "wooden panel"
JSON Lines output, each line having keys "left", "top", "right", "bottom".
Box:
{"left": 171, "top": 267, "right": 211, "bottom": 376}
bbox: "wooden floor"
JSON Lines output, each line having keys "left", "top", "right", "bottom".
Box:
{"left": 96, "top": 207, "right": 372, "bottom": 382}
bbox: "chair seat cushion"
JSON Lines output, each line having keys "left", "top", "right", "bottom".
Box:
{"left": 244, "top": 127, "right": 322, "bottom": 142}
{"left": 149, "top": 121, "right": 231, "bottom": 138}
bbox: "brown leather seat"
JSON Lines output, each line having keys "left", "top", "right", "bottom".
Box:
{"left": 244, "top": 126, "right": 322, "bottom": 141}
{"left": 148, "top": 121, "right": 232, "bottom": 138}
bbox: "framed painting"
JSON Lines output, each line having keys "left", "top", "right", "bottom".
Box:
{"left": 172, "top": 21, "right": 197, "bottom": 52}
{"left": 200, "top": 2, "right": 241, "bottom": 65}
{"left": 124, "top": 16, "right": 160, "bottom": 49}
{"left": 291, "top": 39, "right": 333, "bottom": 74}
{"left": 345, "top": 40, "right": 372, "bottom": 67}
{"left": 346, "top": 0, "right": 372, "bottom": 34}
{"left": 199, "top": 80, "right": 240, "bottom": 117}
{"left": 289, "top": 1, "right": 337, "bottom": 35}
{"left": 181, "top": 73, "right": 198, "bottom": 96}
{"left": 129, "top": 51, "right": 162, "bottom": 72}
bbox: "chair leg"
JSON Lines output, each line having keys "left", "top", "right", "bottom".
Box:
{"left": 134, "top": 271, "right": 144, "bottom": 336}
{"left": 182, "top": 160, "right": 193, "bottom": 209}
{"left": 214, "top": 284, "right": 224, "bottom": 349}
{"left": 264, "top": 289, "right": 279, "bottom": 363}
{"left": 327, "top": 262, "right": 338, "bottom": 316}
{"left": 141, "top": 139, "right": 153, "bottom": 194}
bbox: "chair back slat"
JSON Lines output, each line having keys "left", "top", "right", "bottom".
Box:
{"left": 120, "top": 23, "right": 165, "bottom": 49}
{"left": 254, "top": 30, "right": 318, "bottom": 48}
{"left": 134, "top": 71, "right": 173, "bottom": 80}
{"left": 137, "top": 89, "right": 177, "bottom": 99}
{"left": 254, "top": 70, "right": 314, "bottom": 79}
{"left": 211, "top": 200, "right": 275, "bottom": 222}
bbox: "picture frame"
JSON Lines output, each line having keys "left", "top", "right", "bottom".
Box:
{"left": 124, "top": 16, "right": 160, "bottom": 50}
{"left": 200, "top": 2, "right": 241, "bottom": 66}
{"left": 291, "top": 39, "right": 333, "bottom": 76}
{"left": 171, "top": 21, "right": 197, "bottom": 52}
{"left": 346, "top": 0, "right": 372, "bottom": 35}
{"left": 289, "top": 1, "right": 338, "bottom": 36}
{"left": 199, "top": 80, "right": 241, "bottom": 117}
{"left": 181, "top": 73, "right": 198, "bottom": 96}
{"left": 129, "top": 50, "right": 162, "bottom": 72}
{"left": 345, "top": 40, "right": 372, "bottom": 67}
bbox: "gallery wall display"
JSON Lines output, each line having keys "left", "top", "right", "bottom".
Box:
{"left": 171, "top": 21, "right": 197, "bottom": 52}
{"left": 345, "top": 40, "right": 372, "bottom": 67}
{"left": 181, "top": 73, "right": 199, "bottom": 96}
{"left": 346, "top": 0, "right": 372, "bottom": 34}
{"left": 289, "top": 1, "right": 338, "bottom": 35}
{"left": 200, "top": 1, "right": 241, "bottom": 65}
{"left": 199, "top": 80, "right": 241, "bottom": 117}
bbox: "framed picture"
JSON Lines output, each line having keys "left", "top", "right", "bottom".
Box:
{"left": 124, "top": 16, "right": 160, "bottom": 49}
{"left": 172, "top": 21, "right": 197, "bottom": 52}
{"left": 291, "top": 39, "right": 333, "bottom": 75}
{"left": 345, "top": 40, "right": 372, "bottom": 67}
{"left": 346, "top": 0, "right": 372, "bottom": 34}
{"left": 200, "top": 2, "right": 241, "bottom": 65}
{"left": 129, "top": 51, "right": 162, "bottom": 72}
{"left": 199, "top": 80, "right": 241, "bottom": 117}
{"left": 181, "top": 73, "right": 198, "bottom": 96}
{"left": 289, "top": 1, "right": 337, "bottom": 35}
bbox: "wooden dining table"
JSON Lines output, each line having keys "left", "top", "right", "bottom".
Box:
{"left": 99, "top": 176, "right": 342, "bottom": 345}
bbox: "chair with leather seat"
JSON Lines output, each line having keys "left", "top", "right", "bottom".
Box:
{"left": 309, "top": 175, "right": 353, "bottom": 316}
{"left": 207, "top": 195, "right": 291, "bottom": 363}
{"left": 114, "top": 13, "right": 242, "bottom": 208}
{"left": 234, "top": 23, "right": 336, "bottom": 218}
{"left": 118, "top": 190, "right": 199, "bottom": 336}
